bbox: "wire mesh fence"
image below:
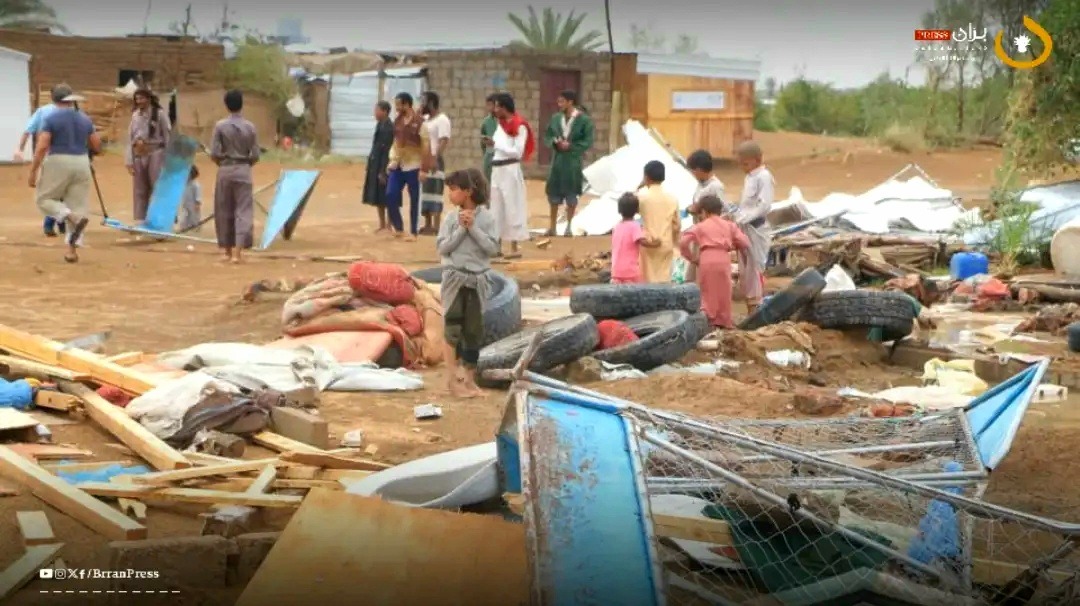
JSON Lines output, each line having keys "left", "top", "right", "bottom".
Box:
{"left": 627, "top": 407, "right": 1080, "bottom": 606}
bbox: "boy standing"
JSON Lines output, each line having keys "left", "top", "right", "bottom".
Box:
{"left": 685, "top": 149, "right": 726, "bottom": 283}
{"left": 210, "top": 89, "right": 260, "bottom": 264}
{"left": 636, "top": 161, "right": 680, "bottom": 284}
{"left": 733, "top": 141, "right": 775, "bottom": 314}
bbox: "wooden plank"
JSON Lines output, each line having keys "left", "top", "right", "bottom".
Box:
{"left": 279, "top": 467, "right": 372, "bottom": 482}
{"left": 236, "top": 490, "right": 527, "bottom": 606}
{"left": 7, "top": 444, "right": 94, "bottom": 461}
{"left": 16, "top": 511, "right": 56, "bottom": 546}
{"left": 0, "top": 543, "right": 64, "bottom": 600}
{"left": 59, "top": 382, "right": 190, "bottom": 471}
{"left": 76, "top": 483, "right": 302, "bottom": 508}
{"left": 106, "top": 352, "right": 145, "bottom": 366}
{"left": 0, "top": 447, "right": 146, "bottom": 540}
{"left": 252, "top": 431, "right": 324, "bottom": 454}
{"left": 199, "top": 478, "right": 342, "bottom": 492}
{"left": 0, "top": 325, "right": 159, "bottom": 394}
{"left": 246, "top": 465, "right": 277, "bottom": 495}
{"left": 186, "top": 452, "right": 238, "bottom": 466}
{"left": 270, "top": 407, "right": 330, "bottom": 450}
{"left": 118, "top": 498, "right": 147, "bottom": 520}
{"left": 32, "top": 390, "right": 79, "bottom": 412}
{"left": 130, "top": 458, "right": 286, "bottom": 486}
{"left": 280, "top": 451, "right": 390, "bottom": 471}
{"left": 0, "top": 354, "right": 88, "bottom": 382}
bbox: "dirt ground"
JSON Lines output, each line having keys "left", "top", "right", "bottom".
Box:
{"left": 0, "top": 132, "right": 1076, "bottom": 599}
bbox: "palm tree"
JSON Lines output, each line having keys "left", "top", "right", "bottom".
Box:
{"left": 0, "top": 0, "right": 68, "bottom": 33}
{"left": 507, "top": 6, "right": 605, "bottom": 52}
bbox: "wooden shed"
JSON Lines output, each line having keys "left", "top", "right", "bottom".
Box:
{"left": 612, "top": 53, "right": 761, "bottom": 159}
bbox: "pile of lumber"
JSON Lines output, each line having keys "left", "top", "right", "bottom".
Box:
{"left": 0, "top": 324, "right": 390, "bottom": 598}
{"left": 34, "top": 88, "right": 127, "bottom": 144}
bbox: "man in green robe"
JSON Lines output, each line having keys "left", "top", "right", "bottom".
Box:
{"left": 543, "top": 89, "right": 594, "bottom": 237}
{"left": 480, "top": 94, "right": 498, "bottom": 183}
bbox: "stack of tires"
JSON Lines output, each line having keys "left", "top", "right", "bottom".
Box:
{"left": 738, "top": 267, "right": 920, "bottom": 341}
{"left": 475, "top": 283, "right": 710, "bottom": 385}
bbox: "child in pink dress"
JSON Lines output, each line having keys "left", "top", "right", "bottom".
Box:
{"left": 610, "top": 193, "right": 652, "bottom": 284}
{"left": 679, "top": 195, "right": 750, "bottom": 328}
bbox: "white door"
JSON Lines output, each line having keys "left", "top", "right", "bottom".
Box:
{"left": 0, "top": 48, "right": 31, "bottom": 163}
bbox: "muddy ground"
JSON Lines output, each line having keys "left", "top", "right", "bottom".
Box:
{"left": 0, "top": 133, "right": 1076, "bottom": 601}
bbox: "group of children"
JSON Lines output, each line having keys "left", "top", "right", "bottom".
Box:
{"left": 609, "top": 141, "right": 774, "bottom": 329}
{"left": 437, "top": 142, "right": 775, "bottom": 396}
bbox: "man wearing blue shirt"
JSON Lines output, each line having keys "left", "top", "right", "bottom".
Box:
{"left": 17, "top": 99, "right": 65, "bottom": 237}
{"left": 28, "top": 84, "right": 100, "bottom": 264}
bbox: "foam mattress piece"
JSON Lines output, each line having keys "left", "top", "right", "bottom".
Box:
{"left": 265, "top": 331, "right": 393, "bottom": 363}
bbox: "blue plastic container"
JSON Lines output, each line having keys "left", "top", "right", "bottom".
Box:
{"left": 950, "top": 252, "right": 989, "bottom": 280}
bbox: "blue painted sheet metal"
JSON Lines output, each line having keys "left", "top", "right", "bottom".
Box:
{"left": 102, "top": 217, "right": 217, "bottom": 244}
{"left": 259, "top": 170, "right": 320, "bottom": 250}
{"left": 143, "top": 136, "right": 198, "bottom": 233}
{"left": 496, "top": 392, "right": 523, "bottom": 495}
{"left": 519, "top": 391, "right": 664, "bottom": 606}
{"left": 964, "top": 358, "right": 1050, "bottom": 470}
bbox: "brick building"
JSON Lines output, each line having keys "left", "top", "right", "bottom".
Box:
{"left": 422, "top": 47, "right": 613, "bottom": 179}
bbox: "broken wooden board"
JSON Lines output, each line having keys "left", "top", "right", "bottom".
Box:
{"left": 59, "top": 382, "right": 190, "bottom": 471}
{"left": 106, "top": 352, "right": 146, "bottom": 366}
{"left": 43, "top": 460, "right": 136, "bottom": 473}
{"left": 76, "top": 483, "right": 302, "bottom": 508}
{"left": 199, "top": 478, "right": 343, "bottom": 492}
{"left": 270, "top": 406, "right": 330, "bottom": 450}
{"left": 16, "top": 511, "right": 56, "bottom": 546}
{"left": 0, "top": 354, "right": 88, "bottom": 382}
{"left": 278, "top": 466, "right": 372, "bottom": 482}
{"left": 0, "top": 543, "right": 64, "bottom": 600}
{"left": 236, "top": 489, "right": 528, "bottom": 606}
{"left": 0, "top": 325, "right": 159, "bottom": 394}
{"left": 280, "top": 451, "right": 390, "bottom": 472}
{"left": 246, "top": 465, "right": 277, "bottom": 494}
{"left": 7, "top": 444, "right": 94, "bottom": 461}
{"left": 130, "top": 458, "right": 287, "bottom": 486}
{"left": 251, "top": 431, "right": 324, "bottom": 454}
{"left": 0, "top": 447, "right": 146, "bottom": 541}
{"left": 32, "top": 390, "right": 79, "bottom": 412}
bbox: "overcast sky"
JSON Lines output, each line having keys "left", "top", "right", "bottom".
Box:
{"left": 48, "top": 0, "right": 938, "bottom": 88}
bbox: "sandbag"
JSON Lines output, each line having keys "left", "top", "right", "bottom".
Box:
{"left": 1051, "top": 216, "right": 1080, "bottom": 277}
{"left": 596, "top": 319, "right": 639, "bottom": 350}
{"left": 348, "top": 262, "right": 416, "bottom": 305}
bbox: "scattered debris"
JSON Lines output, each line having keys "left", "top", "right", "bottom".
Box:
{"left": 413, "top": 404, "right": 443, "bottom": 420}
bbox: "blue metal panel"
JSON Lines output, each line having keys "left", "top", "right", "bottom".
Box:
{"left": 519, "top": 391, "right": 664, "bottom": 606}
{"left": 496, "top": 394, "right": 522, "bottom": 495}
{"left": 259, "top": 169, "right": 320, "bottom": 250}
{"left": 964, "top": 358, "right": 1049, "bottom": 470}
{"left": 143, "top": 135, "right": 198, "bottom": 232}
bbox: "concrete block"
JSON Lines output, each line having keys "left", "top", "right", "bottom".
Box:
{"left": 270, "top": 406, "right": 330, "bottom": 449}
{"left": 109, "top": 535, "right": 231, "bottom": 591}
{"left": 232, "top": 532, "right": 281, "bottom": 586}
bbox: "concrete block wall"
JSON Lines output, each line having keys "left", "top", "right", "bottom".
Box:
{"left": 423, "top": 47, "right": 613, "bottom": 179}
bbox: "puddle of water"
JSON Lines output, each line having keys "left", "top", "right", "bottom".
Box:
{"left": 927, "top": 307, "right": 1030, "bottom": 354}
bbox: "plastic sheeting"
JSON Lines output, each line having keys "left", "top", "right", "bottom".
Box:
{"left": 259, "top": 169, "right": 320, "bottom": 249}
{"left": 773, "top": 176, "right": 978, "bottom": 234}
{"left": 964, "top": 179, "right": 1080, "bottom": 248}
{"left": 328, "top": 67, "right": 426, "bottom": 157}
{"left": 558, "top": 120, "right": 699, "bottom": 237}
{"left": 142, "top": 135, "right": 199, "bottom": 233}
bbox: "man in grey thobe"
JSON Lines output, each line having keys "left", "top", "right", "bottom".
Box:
{"left": 210, "top": 89, "right": 260, "bottom": 263}
{"left": 125, "top": 87, "right": 171, "bottom": 223}
{"left": 733, "top": 141, "right": 775, "bottom": 314}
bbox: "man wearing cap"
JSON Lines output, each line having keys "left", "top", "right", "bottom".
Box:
{"left": 15, "top": 93, "right": 65, "bottom": 238}
{"left": 27, "top": 84, "right": 101, "bottom": 263}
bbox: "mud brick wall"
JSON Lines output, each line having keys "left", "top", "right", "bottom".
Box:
{"left": 0, "top": 29, "right": 224, "bottom": 96}
{"left": 424, "top": 48, "right": 612, "bottom": 179}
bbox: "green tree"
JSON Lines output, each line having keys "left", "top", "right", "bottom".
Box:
{"left": 0, "top": 0, "right": 67, "bottom": 32}
{"left": 507, "top": 6, "right": 604, "bottom": 52}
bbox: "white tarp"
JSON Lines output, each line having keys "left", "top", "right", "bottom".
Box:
{"left": 559, "top": 120, "right": 700, "bottom": 236}
{"left": 964, "top": 179, "right": 1080, "bottom": 251}
{"left": 774, "top": 176, "right": 978, "bottom": 234}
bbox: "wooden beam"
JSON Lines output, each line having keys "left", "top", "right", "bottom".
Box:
{"left": 59, "top": 382, "right": 190, "bottom": 471}
{"left": 32, "top": 390, "right": 79, "bottom": 412}
{"left": 280, "top": 451, "right": 390, "bottom": 471}
{"left": 16, "top": 511, "right": 56, "bottom": 546}
{"left": 107, "top": 352, "right": 145, "bottom": 366}
{"left": 252, "top": 431, "right": 324, "bottom": 454}
{"left": 0, "top": 447, "right": 146, "bottom": 540}
{"left": 246, "top": 465, "right": 277, "bottom": 495}
{"left": 130, "top": 459, "right": 286, "bottom": 486}
{"left": 76, "top": 483, "right": 302, "bottom": 508}
{"left": 0, "top": 354, "right": 88, "bottom": 382}
{"left": 269, "top": 407, "right": 330, "bottom": 450}
{"left": 0, "top": 543, "right": 63, "bottom": 600}
{"left": 43, "top": 460, "right": 136, "bottom": 473}
{"left": 186, "top": 452, "right": 237, "bottom": 466}
{"left": 278, "top": 467, "right": 372, "bottom": 482}
{"left": 0, "top": 325, "right": 159, "bottom": 394}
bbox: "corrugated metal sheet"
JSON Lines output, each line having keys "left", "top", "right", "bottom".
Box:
{"left": 635, "top": 52, "right": 761, "bottom": 82}
{"left": 329, "top": 71, "right": 380, "bottom": 157}
{"left": 328, "top": 68, "right": 427, "bottom": 157}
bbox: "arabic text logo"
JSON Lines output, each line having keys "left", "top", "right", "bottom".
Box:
{"left": 994, "top": 16, "right": 1052, "bottom": 69}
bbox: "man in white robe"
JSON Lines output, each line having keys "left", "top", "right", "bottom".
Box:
{"left": 484, "top": 92, "right": 534, "bottom": 259}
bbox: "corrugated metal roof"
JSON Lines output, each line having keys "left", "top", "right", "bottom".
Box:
{"left": 0, "top": 45, "right": 31, "bottom": 62}
{"left": 634, "top": 53, "right": 761, "bottom": 81}
{"left": 372, "top": 41, "right": 509, "bottom": 54}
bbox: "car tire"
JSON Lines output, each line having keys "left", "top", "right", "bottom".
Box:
{"left": 569, "top": 283, "right": 702, "bottom": 320}
{"left": 592, "top": 310, "right": 709, "bottom": 371}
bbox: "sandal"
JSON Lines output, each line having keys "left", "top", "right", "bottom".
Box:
{"left": 67, "top": 216, "right": 89, "bottom": 247}
{"left": 63, "top": 251, "right": 78, "bottom": 263}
